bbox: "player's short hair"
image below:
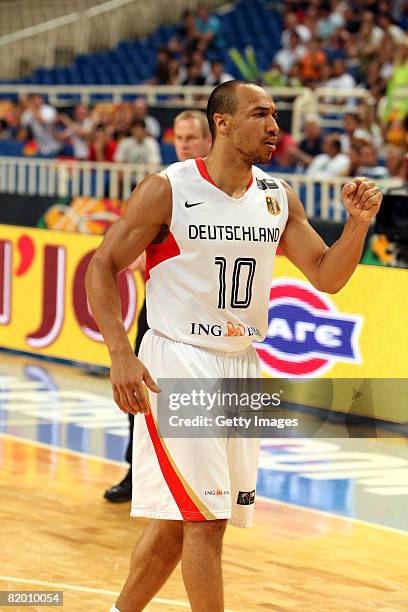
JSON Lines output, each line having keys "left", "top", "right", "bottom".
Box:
{"left": 206, "top": 80, "right": 242, "bottom": 141}
{"left": 174, "top": 110, "right": 210, "bottom": 138}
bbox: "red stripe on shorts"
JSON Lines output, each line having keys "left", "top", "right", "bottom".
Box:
{"left": 144, "top": 412, "right": 207, "bottom": 520}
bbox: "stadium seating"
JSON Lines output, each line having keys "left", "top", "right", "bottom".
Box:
{"left": 14, "top": 0, "right": 282, "bottom": 86}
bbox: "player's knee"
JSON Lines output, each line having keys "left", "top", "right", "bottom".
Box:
{"left": 155, "top": 519, "right": 184, "bottom": 550}
{"left": 184, "top": 518, "right": 227, "bottom": 543}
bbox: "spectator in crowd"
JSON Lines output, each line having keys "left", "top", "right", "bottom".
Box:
{"left": 299, "top": 37, "right": 327, "bottom": 86}
{"left": 88, "top": 124, "right": 117, "bottom": 162}
{"left": 112, "top": 104, "right": 134, "bottom": 142}
{"left": 358, "top": 102, "right": 384, "bottom": 151}
{"left": 194, "top": 5, "right": 224, "bottom": 50}
{"left": 275, "top": 30, "right": 306, "bottom": 74}
{"left": 385, "top": 145, "right": 406, "bottom": 178}
{"left": 133, "top": 98, "right": 161, "bottom": 140}
{"left": 149, "top": 47, "right": 173, "bottom": 84}
{"left": 272, "top": 128, "right": 297, "bottom": 168}
{"left": 325, "top": 58, "right": 356, "bottom": 91}
{"left": 20, "top": 94, "right": 62, "bottom": 156}
{"left": 281, "top": 10, "right": 311, "bottom": 48}
{"left": 0, "top": 119, "right": 12, "bottom": 140}
{"left": 362, "top": 62, "right": 387, "bottom": 103}
{"left": 204, "top": 60, "right": 234, "bottom": 86}
{"left": 306, "top": 133, "right": 350, "bottom": 177}
{"left": 182, "top": 63, "right": 206, "bottom": 85}
{"left": 340, "top": 113, "right": 359, "bottom": 154}
{"left": 59, "top": 104, "right": 94, "bottom": 160}
{"left": 317, "top": 3, "right": 343, "bottom": 40}
{"left": 355, "top": 142, "right": 389, "bottom": 179}
{"left": 377, "top": 11, "right": 405, "bottom": 44}
{"left": 169, "top": 10, "right": 201, "bottom": 54}
{"left": 113, "top": 119, "right": 161, "bottom": 164}
{"left": 189, "top": 48, "right": 211, "bottom": 80}
{"left": 288, "top": 113, "right": 323, "bottom": 168}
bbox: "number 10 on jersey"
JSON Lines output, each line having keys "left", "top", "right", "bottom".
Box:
{"left": 215, "top": 257, "right": 256, "bottom": 309}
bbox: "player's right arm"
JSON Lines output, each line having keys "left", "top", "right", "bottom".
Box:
{"left": 85, "top": 173, "right": 172, "bottom": 414}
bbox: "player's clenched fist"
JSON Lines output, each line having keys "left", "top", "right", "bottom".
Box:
{"left": 341, "top": 177, "right": 383, "bottom": 224}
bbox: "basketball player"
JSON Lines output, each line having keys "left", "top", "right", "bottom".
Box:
{"left": 85, "top": 81, "right": 382, "bottom": 611}
{"left": 104, "top": 110, "right": 211, "bottom": 503}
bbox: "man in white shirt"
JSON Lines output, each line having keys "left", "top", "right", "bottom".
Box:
{"left": 274, "top": 30, "right": 306, "bottom": 75}
{"left": 307, "top": 133, "right": 350, "bottom": 177}
{"left": 21, "top": 94, "right": 61, "bottom": 156}
{"left": 114, "top": 119, "right": 161, "bottom": 165}
{"left": 325, "top": 58, "right": 356, "bottom": 91}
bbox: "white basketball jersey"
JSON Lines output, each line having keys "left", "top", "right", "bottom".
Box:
{"left": 145, "top": 158, "right": 288, "bottom": 352}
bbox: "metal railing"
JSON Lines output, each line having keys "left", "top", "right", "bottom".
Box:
{"left": 0, "top": 156, "right": 402, "bottom": 222}
{"left": 0, "top": 85, "right": 374, "bottom": 141}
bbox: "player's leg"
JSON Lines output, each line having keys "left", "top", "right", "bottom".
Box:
{"left": 181, "top": 519, "right": 227, "bottom": 612}
{"left": 115, "top": 519, "right": 183, "bottom": 612}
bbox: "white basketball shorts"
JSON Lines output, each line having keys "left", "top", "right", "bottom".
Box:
{"left": 130, "top": 330, "right": 261, "bottom": 528}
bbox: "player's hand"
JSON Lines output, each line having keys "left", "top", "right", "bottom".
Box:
{"left": 341, "top": 177, "right": 383, "bottom": 225}
{"left": 110, "top": 353, "right": 160, "bottom": 415}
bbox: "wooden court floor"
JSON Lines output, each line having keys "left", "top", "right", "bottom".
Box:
{"left": 0, "top": 434, "right": 407, "bottom": 611}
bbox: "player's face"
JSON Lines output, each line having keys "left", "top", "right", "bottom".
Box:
{"left": 228, "top": 85, "right": 279, "bottom": 165}
{"left": 174, "top": 118, "right": 211, "bottom": 161}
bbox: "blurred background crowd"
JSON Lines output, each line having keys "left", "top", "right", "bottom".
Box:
{"left": 0, "top": 0, "right": 407, "bottom": 180}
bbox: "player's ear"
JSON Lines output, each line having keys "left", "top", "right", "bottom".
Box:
{"left": 213, "top": 112, "right": 230, "bottom": 137}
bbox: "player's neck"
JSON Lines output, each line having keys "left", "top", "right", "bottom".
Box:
{"left": 203, "top": 150, "right": 252, "bottom": 199}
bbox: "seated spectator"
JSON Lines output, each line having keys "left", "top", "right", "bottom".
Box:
{"left": 59, "top": 104, "right": 94, "bottom": 160}
{"left": 299, "top": 38, "right": 327, "bottom": 86}
{"left": 358, "top": 102, "right": 384, "bottom": 152}
{"left": 20, "top": 94, "right": 61, "bottom": 156}
{"left": 112, "top": 104, "right": 134, "bottom": 141}
{"left": 355, "top": 142, "right": 389, "bottom": 178}
{"left": 189, "top": 49, "right": 211, "bottom": 80}
{"left": 343, "top": 4, "right": 361, "bottom": 35}
{"left": 148, "top": 47, "right": 173, "bottom": 85}
{"left": 113, "top": 119, "right": 161, "bottom": 164}
{"left": 272, "top": 128, "right": 297, "bottom": 168}
{"left": 354, "top": 12, "right": 383, "bottom": 74}
{"left": 194, "top": 5, "right": 225, "bottom": 50}
{"left": 377, "top": 11, "right": 405, "bottom": 44}
{"left": 182, "top": 63, "right": 206, "bottom": 85}
{"left": 133, "top": 98, "right": 161, "bottom": 140}
{"left": 281, "top": 10, "right": 311, "bottom": 48}
{"left": 385, "top": 145, "right": 406, "bottom": 178}
{"left": 361, "top": 62, "right": 387, "bottom": 103}
{"left": 288, "top": 114, "right": 323, "bottom": 168}
{"left": 275, "top": 31, "right": 306, "bottom": 75}
{"left": 169, "top": 10, "right": 201, "bottom": 54}
{"left": 88, "top": 124, "right": 117, "bottom": 162}
{"left": 340, "top": 112, "right": 359, "bottom": 154}
{"left": 204, "top": 60, "right": 234, "bottom": 86}
{"left": 325, "top": 58, "right": 356, "bottom": 92}
{"left": 0, "top": 118, "right": 12, "bottom": 140}
{"left": 306, "top": 133, "right": 350, "bottom": 177}
{"left": 317, "top": 3, "right": 344, "bottom": 40}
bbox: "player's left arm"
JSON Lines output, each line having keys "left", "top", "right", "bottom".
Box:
{"left": 279, "top": 178, "right": 382, "bottom": 294}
